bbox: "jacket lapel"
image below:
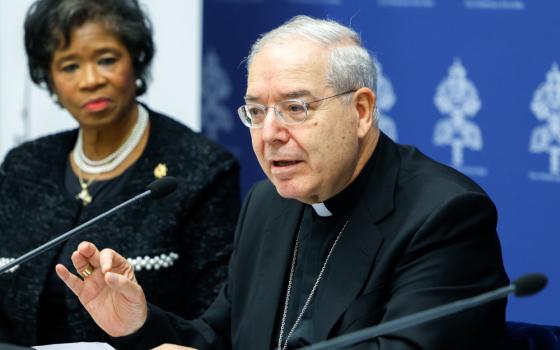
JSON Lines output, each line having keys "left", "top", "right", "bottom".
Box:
{"left": 313, "top": 132, "right": 400, "bottom": 341}
{"left": 248, "top": 200, "right": 304, "bottom": 350}
{"left": 313, "top": 201, "right": 383, "bottom": 341}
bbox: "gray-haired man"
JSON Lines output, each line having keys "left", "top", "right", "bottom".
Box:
{"left": 58, "top": 15, "right": 508, "bottom": 350}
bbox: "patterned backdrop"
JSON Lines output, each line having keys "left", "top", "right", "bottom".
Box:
{"left": 201, "top": 0, "right": 559, "bottom": 324}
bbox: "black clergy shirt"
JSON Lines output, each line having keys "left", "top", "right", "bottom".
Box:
{"left": 279, "top": 155, "right": 376, "bottom": 349}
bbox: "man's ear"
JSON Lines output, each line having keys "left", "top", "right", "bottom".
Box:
{"left": 353, "top": 88, "right": 376, "bottom": 138}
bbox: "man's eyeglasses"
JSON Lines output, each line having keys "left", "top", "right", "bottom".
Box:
{"left": 237, "top": 90, "right": 357, "bottom": 128}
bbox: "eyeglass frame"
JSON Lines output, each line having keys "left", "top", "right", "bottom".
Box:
{"left": 237, "top": 89, "right": 358, "bottom": 128}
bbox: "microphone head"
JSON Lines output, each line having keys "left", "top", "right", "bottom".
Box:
{"left": 147, "top": 176, "right": 178, "bottom": 199}
{"left": 513, "top": 273, "right": 548, "bottom": 297}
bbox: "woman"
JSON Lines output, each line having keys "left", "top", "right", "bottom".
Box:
{"left": 0, "top": 0, "right": 239, "bottom": 346}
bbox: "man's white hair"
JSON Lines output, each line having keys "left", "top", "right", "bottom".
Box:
{"left": 246, "top": 15, "right": 378, "bottom": 102}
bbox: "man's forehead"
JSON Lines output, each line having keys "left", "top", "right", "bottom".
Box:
{"left": 244, "top": 89, "right": 315, "bottom": 102}
{"left": 248, "top": 42, "right": 328, "bottom": 76}
{"left": 245, "top": 45, "right": 329, "bottom": 102}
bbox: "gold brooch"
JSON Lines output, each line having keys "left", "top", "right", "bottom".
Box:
{"left": 154, "top": 163, "right": 168, "bottom": 179}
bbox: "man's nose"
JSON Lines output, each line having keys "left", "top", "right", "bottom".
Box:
{"left": 261, "top": 107, "right": 289, "bottom": 143}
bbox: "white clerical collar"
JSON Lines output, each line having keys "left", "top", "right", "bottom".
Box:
{"left": 311, "top": 202, "right": 333, "bottom": 217}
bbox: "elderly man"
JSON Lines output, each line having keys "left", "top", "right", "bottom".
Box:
{"left": 57, "top": 16, "right": 508, "bottom": 350}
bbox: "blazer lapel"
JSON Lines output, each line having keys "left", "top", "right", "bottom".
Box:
{"left": 313, "top": 132, "right": 400, "bottom": 341}
{"left": 247, "top": 200, "right": 304, "bottom": 350}
{"left": 313, "top": 202, "right": 383, "bottom": 341}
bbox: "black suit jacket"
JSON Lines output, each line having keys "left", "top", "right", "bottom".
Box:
{"left": 116, "top": 133, "right": 509, "bottom": 350}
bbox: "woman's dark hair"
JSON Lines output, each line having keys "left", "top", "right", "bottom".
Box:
{"left": 24, "top": 0, "right": 155, "bottom": 95}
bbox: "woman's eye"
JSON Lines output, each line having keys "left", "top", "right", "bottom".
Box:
{"left": 61, "top": 63, "right": 79, "bottom": 73}
{"left": 99, "top": 57, "right": 117, "bottom": 65}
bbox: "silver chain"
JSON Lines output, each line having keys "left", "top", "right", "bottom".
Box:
{"left": 277, "top": 217, "right": 350, "bottom": 350}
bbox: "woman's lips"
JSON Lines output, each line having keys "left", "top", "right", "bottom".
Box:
{"left": 83, "top": 99, "right": 110, "bottom": 112}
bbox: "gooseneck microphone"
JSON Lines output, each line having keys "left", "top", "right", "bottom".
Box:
{"left": 301, "top": 273, "right": 548, "bottom": 350}
{"left": 0, "top": 176, "right": 178, "bottom": 275}
{"left": 146, "top": 176, "right": 178, "bottom": 199}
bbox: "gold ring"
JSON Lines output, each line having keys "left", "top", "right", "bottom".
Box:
{"left": 78, "top": 264, "right": 94, "bottom": 279}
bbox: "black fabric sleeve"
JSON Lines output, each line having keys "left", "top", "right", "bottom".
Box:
{"left": 0, "top": 150, "right": 15, "bottom": 342}
{"left": 110, "top": 302, "right": 225, "bottom": 350}
{"left": 349, "top": 193, "right": 508, "bottom": 350}
{"left": 112, "top": 182, "right": 257, "bottom": 350}
{"left": 175, "top": 159, "right": 240, "bottom": 318}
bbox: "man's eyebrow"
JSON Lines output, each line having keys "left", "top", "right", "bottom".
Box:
{"left": 282, "top": 90, "right": 313, "bottom": 99}
{"left": 244, "top": 95, "right": 259, "bottom": 102}
{"left": 244, "top": 90, "right": 313, "bottom": 103}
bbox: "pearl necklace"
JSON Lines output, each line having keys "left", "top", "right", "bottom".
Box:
{"left": 72, "top": 104, "right": 148, "bottom": 174}
{"left": 277, "top": 217, "right": 350, "bottom": 350}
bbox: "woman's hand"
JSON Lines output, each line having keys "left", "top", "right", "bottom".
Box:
{"left": 56, "top": 241, "right": 148, "bottom": 337}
